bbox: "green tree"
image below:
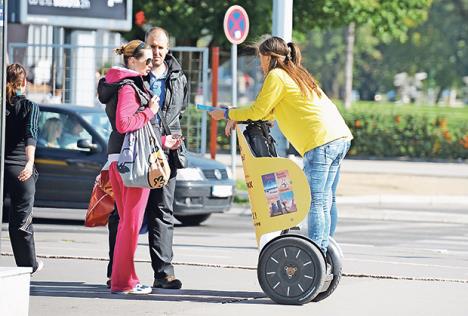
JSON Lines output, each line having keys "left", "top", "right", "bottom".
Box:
{"left": 127, "top": 0, "right": 432, "bottom": 105}
{"left": 128, "top": 0, "right": 431, "bottom": 46}
{"left": 376, "top": 0, "right": 468, "bottom": 102}
{"left": 126, "top": 0, "right": 273, "bottom": 47}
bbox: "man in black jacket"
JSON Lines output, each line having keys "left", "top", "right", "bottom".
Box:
{"left": 107, "top": 26, "right": 189, "bottom": 289}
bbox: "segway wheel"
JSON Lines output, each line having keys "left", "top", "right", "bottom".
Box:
{"left": 258, "top": 236, "right": 326, "bottom": 305}
{"left": 312, "top": 237, "right": 343, "bottom": 302}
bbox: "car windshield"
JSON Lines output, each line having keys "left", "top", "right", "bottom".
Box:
{"left": 80, "top": 111, "right": 111, "bottom": 141}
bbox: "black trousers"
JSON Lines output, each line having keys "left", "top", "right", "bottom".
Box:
{"left": 3, "top": 164, "right": 39, "bottom": 270}
{"left": 107, "top": 169, "right": 177, "bottom": 280}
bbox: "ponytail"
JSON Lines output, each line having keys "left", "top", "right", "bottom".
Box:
{"left": 259, "top": 37, "right": 321, "bottom": 97}
{"left": 287, "top": 42, "right": 300, "bottom": 66}
{"left": 114, "top": 40, "right": 150, "bottom": 66}
{"left": 6, "top": 63, "right": 27, "bottom": 104}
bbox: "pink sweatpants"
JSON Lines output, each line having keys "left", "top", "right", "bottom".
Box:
{"left": 109, "top": 162, "right": 150, "bottom": 291}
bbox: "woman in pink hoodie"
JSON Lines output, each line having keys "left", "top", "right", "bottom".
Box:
{"left": 98, "top": 40, "right": 158, "bottom": 294}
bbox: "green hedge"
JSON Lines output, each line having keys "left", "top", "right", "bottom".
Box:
{"left": 184, "top": 102, "right": 468, "bottom": 160}
{"left": 342, "top": 102, "right": 468, "bottom": 160}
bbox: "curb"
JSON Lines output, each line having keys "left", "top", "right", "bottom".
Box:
{"left": 236, "top": 192, "right": 468, "bottom": 206}
{"left": 230, "top": 193, "right": 468, "bottom": 224}
{"left": 338, "top": 195, "right": 468, "bottom": 205}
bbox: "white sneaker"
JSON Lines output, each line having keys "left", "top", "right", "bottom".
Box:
{"left": 32, "top": 260, "right": 44, "bottom": 274}
{"left": 112, "top": 284, "right": 152, "bottom": 295}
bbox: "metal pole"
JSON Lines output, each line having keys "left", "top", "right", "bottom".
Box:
{"left": 0, "top": 0, "right": 8, "bottom": 253}
{"left": 271, "top": 0, "right": 293, "bottom": 157}
{"left": 273, "top": 0, "right": 293, "bottom": 42}
{"left": 210, "top": 47, "right": 219, "bottom": 159}
{"left": 230, "top": 44, "right": 237, "bottom": 179}
{"left": 200, "top": 47, "right": 209, "bottom": 154}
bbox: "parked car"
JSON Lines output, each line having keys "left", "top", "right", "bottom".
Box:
{"left": 25, "top": 104, "right": 234, "bottom": 225}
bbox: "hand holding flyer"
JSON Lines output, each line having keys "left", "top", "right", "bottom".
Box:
{"left": 196, "top": 104, "right": 216, "bottom": 112}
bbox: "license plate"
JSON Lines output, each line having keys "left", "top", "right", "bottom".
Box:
{"left": 212, "top": 185, "right": 233, "bottom": 197}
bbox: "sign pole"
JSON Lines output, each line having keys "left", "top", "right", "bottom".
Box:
{"left": 223, "top": 5, "right": 249, "bottom": 180}
{"left": 230, "top": 43, "right": 237, "bottom": 179}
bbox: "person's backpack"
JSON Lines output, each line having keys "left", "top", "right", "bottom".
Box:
{"left": 243, "top": 121, "right": 278, "bottom": 158}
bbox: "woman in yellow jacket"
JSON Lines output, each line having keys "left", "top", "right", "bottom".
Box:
{"left": 209, "top": 36, "right": 352, "bottom": 254}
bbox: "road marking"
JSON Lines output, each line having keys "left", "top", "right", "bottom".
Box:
{"left": 347, "top": 258, "right": 468, "bottom": 270}
{"left": 4, "top": 252, "right": 467, "bottom": 283}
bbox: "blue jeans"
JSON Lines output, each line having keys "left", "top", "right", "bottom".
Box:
{"left": 303, "top": 138, "right": 350, "bottom": 253}
{"left": 330, "top": 167, "right": 340, "bottom": 237}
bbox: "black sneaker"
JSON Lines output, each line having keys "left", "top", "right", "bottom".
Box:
{"left": 153, "top": 275, "right": 182, "bottom": 289}
{"left": 32, "top": 260, "right": 44, "bottom": 275}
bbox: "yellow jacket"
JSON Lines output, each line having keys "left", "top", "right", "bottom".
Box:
{"left": 228, "top": 68, "right": 353, "bottom": 156}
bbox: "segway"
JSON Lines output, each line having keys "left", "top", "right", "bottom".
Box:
{"left": 237, "top": 121, "right": 343, "bottom": 305}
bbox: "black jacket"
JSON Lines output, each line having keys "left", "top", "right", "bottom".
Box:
{"left": 153, "top": 54, "right": 189, "bottom": 136}
{"left": 97, "top": 75, "right": 154, "bottom": 154}
{"left": 5, "top": 95, "right": 40, "bottom": 166}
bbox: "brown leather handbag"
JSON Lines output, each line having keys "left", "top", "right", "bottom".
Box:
{"left": 84, "top": 169, "right": 115, "bottom": 227}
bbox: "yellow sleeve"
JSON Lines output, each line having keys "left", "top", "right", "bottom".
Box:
{"left": 228, "top": 71, "right": 284, "bottom": 121}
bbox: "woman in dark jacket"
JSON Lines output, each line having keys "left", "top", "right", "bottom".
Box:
{"left": 3, "top": 63, "right": 43, "bottom": 273}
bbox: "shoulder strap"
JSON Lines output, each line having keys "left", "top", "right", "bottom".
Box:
{"left": 119, "top": 79, "right": 151, "bottom": 108}
{"left": 158, "top": 112, "right": 171, "bottom": 135}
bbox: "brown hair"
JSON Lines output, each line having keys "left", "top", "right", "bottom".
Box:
{"left": 258, "top": 36, "right": 321, "bottom": 97}
{"left": 114, "top": 40, "right": 151, "bottom": 66}
{"left": 6, "top": 63, "right": 27, "bottom": 104}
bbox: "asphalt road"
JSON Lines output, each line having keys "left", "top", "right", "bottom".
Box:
{"left": 2, "top": 204, "right": 467, "bottom": 281}
{"left": 2, "top": 204, "right": 468, "bottom": 316}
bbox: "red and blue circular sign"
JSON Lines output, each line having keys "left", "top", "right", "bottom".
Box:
{"left": 223, "top": 5, "right": 250, "bottom": 45}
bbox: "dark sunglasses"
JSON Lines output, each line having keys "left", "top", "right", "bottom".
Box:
{"left": 144, "top": 58, "right": 153, "bottom": 66}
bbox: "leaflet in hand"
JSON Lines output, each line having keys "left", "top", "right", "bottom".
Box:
{"left": 196, "top": 104, "right": 217, "bottom": 112}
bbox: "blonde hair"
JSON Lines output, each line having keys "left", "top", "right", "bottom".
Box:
{"left": 6, "top": 63, "right": 27, "bottom": 104}
{"left": 258, "top": 36, "right": 321, "bottom": 97}
{"left": 114, "top": 40, "right": 151, "bottom": 66}
{"left": 41, "top": 117, "right": 63, "bottom": 143}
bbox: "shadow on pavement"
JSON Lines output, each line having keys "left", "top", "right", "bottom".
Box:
{"left": 30, "top": 281, "right": 269, "bottom": 304}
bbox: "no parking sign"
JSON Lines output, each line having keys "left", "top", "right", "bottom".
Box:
{"left": 223, "top": 5, "right": 249, "bottom": 45}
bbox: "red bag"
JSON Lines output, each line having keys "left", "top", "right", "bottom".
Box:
{"left": 85, "top": 170, "right": 115, "bottom": 227}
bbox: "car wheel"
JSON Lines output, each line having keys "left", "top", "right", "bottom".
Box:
{"left": 175, "top": 214, "right": 211, "bottom": 226}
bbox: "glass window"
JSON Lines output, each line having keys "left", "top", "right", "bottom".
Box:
{"left": 80, "top": 111, "right": 111, "bottom": 141}
{"left": 37, "top": 111, "right": 92, "bottom": 151}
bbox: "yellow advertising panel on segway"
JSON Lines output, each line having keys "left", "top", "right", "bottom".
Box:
{"left": 236, "top": 126, "right": 311, "bottom": 245}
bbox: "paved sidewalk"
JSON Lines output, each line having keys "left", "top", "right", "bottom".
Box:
{"left": 211, "top": 154, "right": 468, "bottom": 204}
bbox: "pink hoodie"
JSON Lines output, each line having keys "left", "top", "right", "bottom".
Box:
{"left": 105, "top": 67, "right": 154, "bottom": 134}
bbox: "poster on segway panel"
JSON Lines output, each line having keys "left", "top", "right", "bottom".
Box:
{"left": 261, "top": 171, "right": 297, "bottom": 217}
{"left": 236, "top": 126, "right": 310, "bottom": 245}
